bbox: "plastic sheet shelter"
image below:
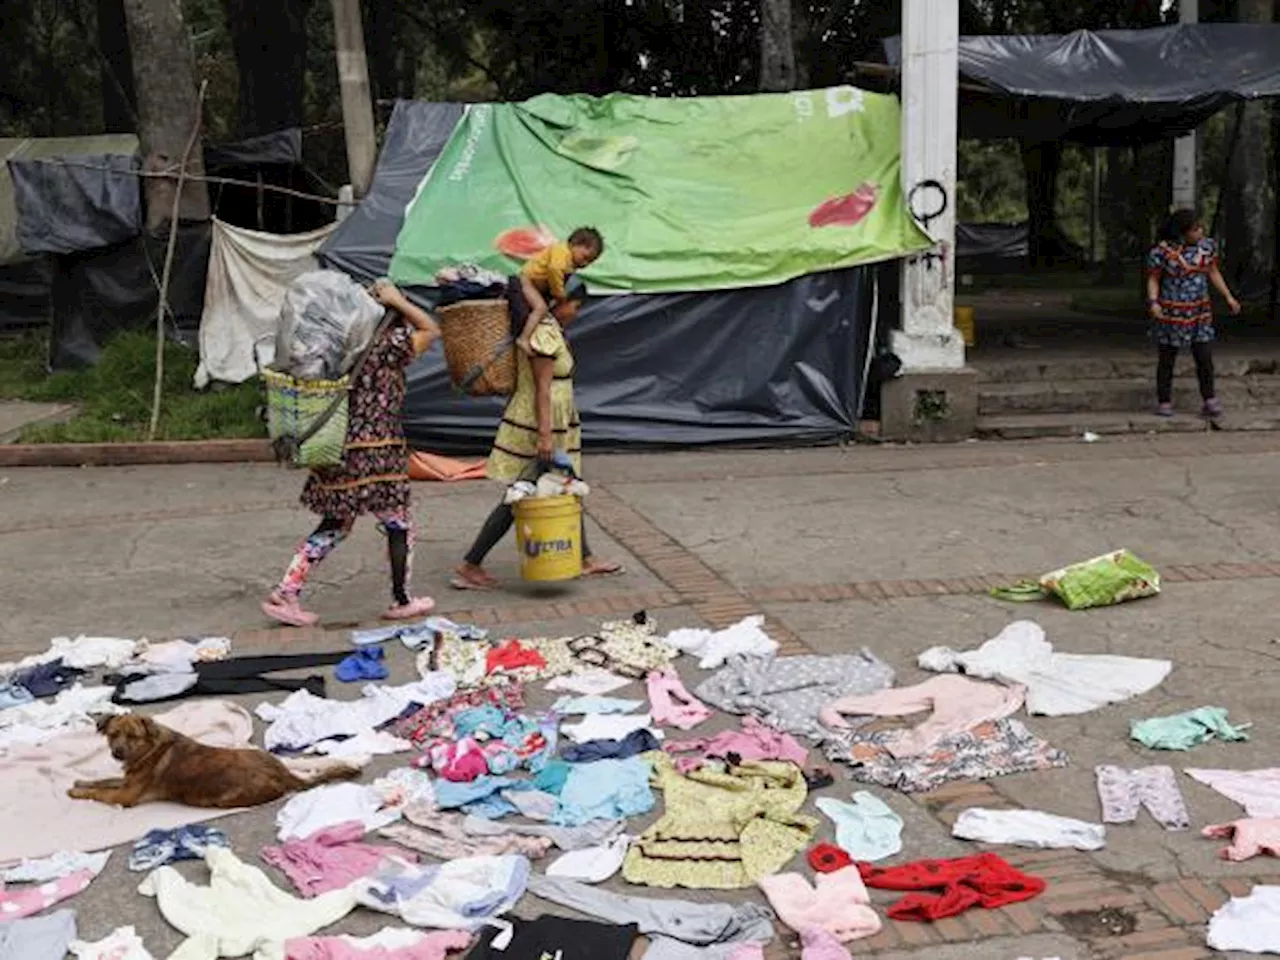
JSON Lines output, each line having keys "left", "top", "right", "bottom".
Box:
{"left": 884, "top": 24, "right": 1280, "bottom": 144}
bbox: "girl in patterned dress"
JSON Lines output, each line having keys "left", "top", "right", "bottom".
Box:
{"left": 452, "top": 276, "right": 622, "bottom": 590}
{"left": 1146, "top": 209, "right": 1241, "bottom": 418}
{"left": 263, "top": 280, "right": 441, "bottom": 627}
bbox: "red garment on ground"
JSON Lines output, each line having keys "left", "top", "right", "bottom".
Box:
{"left": 857, "top": 853, "right": 1044, "bottom": 922}
{"left": 808, "top": 843, "right": 853, "bottom": 874}
{"left": 485, "top": 640, "right": 548, "bottom": 675}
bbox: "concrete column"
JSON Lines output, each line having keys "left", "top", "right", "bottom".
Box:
{"left": 331, "top": 0, "right": 377, "bottom": 198}
{"left": 1172, "top": 0, "right": 1197, "bottom": 210}
{"left": 892, "top": 0, "right": 963, "bottom": 371}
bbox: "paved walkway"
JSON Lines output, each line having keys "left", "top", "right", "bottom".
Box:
{"left": 5, "top": 432, "right": 1280, "bottom": 958}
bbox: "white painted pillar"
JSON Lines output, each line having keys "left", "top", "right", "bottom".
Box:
{"left": 1172, "top": 0, "right": 1197, "bottom": 209}
{"left": 893, "top": 0, "right": 964, "bottom": 370}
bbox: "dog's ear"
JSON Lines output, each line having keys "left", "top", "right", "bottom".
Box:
{"left": 95, "top": 714, "right": 115, "bottom": 734}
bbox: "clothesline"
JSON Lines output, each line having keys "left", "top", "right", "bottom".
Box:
{"left": 26, "top": 157, "right": 346, "bottom": 207}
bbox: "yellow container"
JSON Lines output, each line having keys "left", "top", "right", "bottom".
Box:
{"left": 514, "top": 495, "right": 583, "bottom": 582}
{"left": 954, "top": 305, "right": 976, "bottom": 346}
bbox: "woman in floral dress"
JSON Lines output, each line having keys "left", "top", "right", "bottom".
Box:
{"left": 1146, "top": 209, "right": 1241, "bottom": 418}
{"left": 263, "top": 280, "right": 441, "bottom": 627}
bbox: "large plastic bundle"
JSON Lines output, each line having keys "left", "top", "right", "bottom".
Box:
{"left": 271, "top": 269, "right": 384, "bottom": 380}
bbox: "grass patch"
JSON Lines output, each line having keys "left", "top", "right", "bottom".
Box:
{"left": 0, "top": 331, "right": 266, "bottom": 443}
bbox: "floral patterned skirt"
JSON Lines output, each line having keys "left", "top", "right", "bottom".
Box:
{"left": 300, "top": 440, "right": 410, "bottom": 519}
{"left": 1149, "top": 319, "right": 1215, "bottom": 349}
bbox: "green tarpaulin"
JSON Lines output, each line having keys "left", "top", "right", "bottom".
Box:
{"left": 390, "top": 87, "right": 930, "bottom": 294}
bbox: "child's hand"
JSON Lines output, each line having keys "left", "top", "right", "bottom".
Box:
{"left": 372, "top": 280, "right": 404, "bottom": 308}
{"left": 516, "top": 335, "right": 533, "bottom": 357}
{"left": 1148, "top": 302, "right": 1163, "bottom": 321}
{"left": 1228, "top": 296, "right": 1242, "bottom": 316}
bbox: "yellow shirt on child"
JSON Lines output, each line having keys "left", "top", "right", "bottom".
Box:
{"left": 520, "top": 242, "right": 574, "bottom": 302}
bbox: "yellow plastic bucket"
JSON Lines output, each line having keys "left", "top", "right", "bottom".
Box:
{"left": 513, "top": 495, "right": 583, "bottom": 582}
{"left": 954, "top": 306, "right": 976, "bottom": 347}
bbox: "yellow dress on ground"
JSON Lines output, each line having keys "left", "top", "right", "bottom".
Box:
{"left": 487, "top": 318, "right": 582, "bottom": 483}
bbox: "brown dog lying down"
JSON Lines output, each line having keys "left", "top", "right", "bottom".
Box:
{"left": 68, "top": 713, "right": 361, "bottom": 808}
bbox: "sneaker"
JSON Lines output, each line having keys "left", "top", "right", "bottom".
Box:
{"left": 262, "top": 592, "right": 319, "bottom": 627}
{"left": 1202, "top": 398, "right": 1223, "bottom": 419}
{"left": 1156, "top": 402, "right": 1175, "bottom": 417}
{"left": 382, "top": 596, "right": 436, "bottom": 621}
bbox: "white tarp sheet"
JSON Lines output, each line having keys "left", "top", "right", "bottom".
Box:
{"left": 195, "top": 217, "right": 338, "bottom": 387}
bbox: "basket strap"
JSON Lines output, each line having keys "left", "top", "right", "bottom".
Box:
{"left": 460, "top": 337, "right": 515, "bottom": 392}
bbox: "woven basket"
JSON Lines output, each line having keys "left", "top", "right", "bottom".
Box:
{"left": 262, "top": 370, "right": 350, "bottom": 468}
{"left": 439, "top": 298, "right": 516, "bottom": 397}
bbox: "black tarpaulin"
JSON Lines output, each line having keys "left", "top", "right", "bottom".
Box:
{"left": 9, "top": 154, "right": 142, "bottom": 256}
{"left": 205, "top": 128, "right": 303, "bottom": 169}
{"left": 884, "top": 24, "right": 1280, "bottom": 143}
{"left": 319, "top": 99, "right": 871, "bottom": 449}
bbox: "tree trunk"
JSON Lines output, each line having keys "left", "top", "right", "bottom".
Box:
{"left": 98, "top": 0, "right": 137, "bottom": 133}
{"left": 758, "top": 0, "right": 795, "bottom": 92}
{"left": 220, "top": 0, "right": 307, "bottom": 135}
{"left": 121, "top": 0, "right": 210, "bottom": 228}
{"left": 1021, "top": 140, "right": 1063, "bottom": 269}
{"left": 1221, "top": 0, "right": 1275, "bottom": 290}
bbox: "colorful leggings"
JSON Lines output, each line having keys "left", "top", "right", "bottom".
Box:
{"left": 276, "top": 510, "right": 415, "bottom": 606}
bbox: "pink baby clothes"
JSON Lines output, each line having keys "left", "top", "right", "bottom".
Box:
{"left": 1203, "top": 819, "right": 1280, "bottom": 861}
{"left": 757, "top": 866, "right": 882, "bottom": 943}
{"left": 284, "top": 928, "right": 473, "bottom": 959}
{"left": 0, "top": 866, "right": 94, "bottom": 920}
{"left": 1186, "top": 769, "right": 1280, "bottom": 818}
{"left": 726, "top": 946, "right": 767, "bottom": 960}
{"left": 262, "top": 820, "right": 416, "bottom": 898}
{"left": 666, "top": 715, "right": 809, "bottom": 773}
{"left": 426, "top": 739, "right": 490, "bottom": 783}
{"left": 647, "top": 667, "right": 712, "bottom": 731}
{"left": 818, "top": 675, "right": 1026, "bottom": 758}
{"left": 801, "top": 927, "right": 854, "bottom": 960}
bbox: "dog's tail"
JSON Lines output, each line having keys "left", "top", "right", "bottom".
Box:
{"left": 296, "top": 762, "right": 363, "bottom": 789}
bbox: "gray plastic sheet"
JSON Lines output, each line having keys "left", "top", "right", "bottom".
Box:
{"left": 10, "top": 154, "right": 141, "bottom": 256}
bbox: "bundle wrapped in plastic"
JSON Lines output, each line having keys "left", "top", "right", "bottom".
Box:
{"left": 271, "top": 269, "right": 384, "bottom": 380}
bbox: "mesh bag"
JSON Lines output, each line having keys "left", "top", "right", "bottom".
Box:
{"left": 992, "top": 549, "right": 1160, "bottom": 610}
{"left": 263, "top": 370, "right": 350, "bottom": 468}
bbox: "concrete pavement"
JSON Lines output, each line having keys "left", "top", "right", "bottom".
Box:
{"left": 4, "top": 433, "right": 1280, "bottom": 958}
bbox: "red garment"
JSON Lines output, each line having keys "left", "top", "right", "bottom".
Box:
{"left": 808, "top": 843, "right": 853, "bottom": 874}
{"left": 485, "top": 640, "right": 548, "bottom": 675}
{"left": 858, "top": 853, "right": 1044, "bottom": 922}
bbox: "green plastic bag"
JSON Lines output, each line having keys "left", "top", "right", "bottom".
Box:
{"left": 992, "top": 549, "right": 1160, "bottom": 611}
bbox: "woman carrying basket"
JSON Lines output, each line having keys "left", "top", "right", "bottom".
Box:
{"left": 263, "top": 280, "right": 441, "bottom": 627}
{"left": 453, "top": 276, "right": 622, "bottom": 591}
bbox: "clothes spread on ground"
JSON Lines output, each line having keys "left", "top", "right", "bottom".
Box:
{"left": 819, "top": 675, "right": 1026, "bottom": 758}
{"left": 0, "top": 700, "right": 252, "bottom": 864}
{"left": 808, "top": 843, "right": 854, "bottom": 874}
{"left": 417, "top": 703, "right": 557, "bottom": 780}
{"left": 815, "top": 791, "right": 903, "bottom": 862}
{"left": 258, "top": 673, "right": 457, "bottom": 753}
{"left": 556, "top": 756, "right": 654, "bottom": 826}
{"left": 758, "top": 866, "right": 881, "bottom": 943}
{"left": 0, "top": 636, "right": 137, "bottom": 677}
{"left": 468, "top": 916, "right": 638, "bottom": 960}
{"left": 264, "top": 927, "right": 473, "bottom": 960}
{"left": 823, "top": 716, "right": 1068, "bottom": 794}
{"left": 7, "top": 657, "right": 87, "bottom": 698}
{"left": 353, "top": 617, "right": 487, "bottom": 648}
{"left": 122, "top": 637, "right": 230, "bottom": 675}
{"left": 1129, "top": 706, "right": 1250, "bottom": 750}
{"left": 647, "top": 667, "right": 712, "bottom": 730}
{"left": 799, "top": 927, "right": 854, "bottom": 960}
{"left": 916, "top": 620, "right": 1171, "bottom": 717}
{"left": 138, "top": 847, "right": 358, "bottom": 960}
{"left": 429, "top": 635, "right": 575, "bottom": 690}
{"left": 275, "top": 770, "right": 435, "bottom": 842}
{"left": 0, "top": 909, "right": 77, "bottom": 960}
{"left": 263, "top": 821, "right": 419, "bottom": 897}
{"left": 552, "top": 695, "right": 643, "bottom": 715}
{"left": 1207, "top": 885, "right": 1280, "bottom": 954}
{"left": 0, "top": 683, "right": 33, "bottom": 711}
{"left": 380, "top": 820, "right": 551, "bottom": 861}
{"left": 525, "top": 873, "right": 776, "bottom": 960}
{"left": 560, "top": 729, "right": 661, "bottom": 763}
{"left": 951, "top": 808, "right": 1106, "bottom": 852}
{"left": 387, "top": 684, "right": 526, "bottom": 749}
{"left": 129, "top": 825, "right": 231, "bottom": 871}
{"left": 485, "top": 641, "right": 548, "bottom": 677}
{"left": 304, "top": 730, "right": 411, "bottom": 760}
{"left": 545, "top": 835, "right": 631, "bottom": 883}
{"left": 561, "top": 714, "right": 660, "bottom": 745}
{"left": 111, "top": 651, "right": 362, "bottom": 705}
{"left": 696, "top": 651, "right": 894, "bottom": 742}
{"left": 455, "top": 813, "right": 623, "bottom": 852}
{"left": 1095, "top": 765, "right": 1189, "bottom": 830}
{"left": 544, "top": 670, "right": 632, "bottom": 696}
{"left": 663, "top": 616, "right": 780, "bottom": 670}
{"left": 0, "top": 850, "right": 110, "bottom": 884}
{"left": 0, "top": 867, "right": 96, "bottom": 919}
{"left": 858, "top": 853, "right": 1045, "bottom": 921}
{"left": 0, "top": 684, "right": 123, "bottom": 753}
{"left": 623, "top": 755, "right": 815, "bottom": 890}
{"left": 1202, "top": 818, "right": 1280, "bottom": 862}
{"left": 335, "top": 647, "right": 389, "bottom": 683}
{"left": 357, "top": 855, "right": 529, "bottom": 937}
{"left": 665, "top": 716, "right": 809, "bottom": 774}
{"left": 566, "top": 617, "right": 678, "bottom": 681}
{"left": 1185, "top": 768, "right": 1280, "bottom": 817}
{"left": 68, "top": 926, "right": 154, "bottom": 960}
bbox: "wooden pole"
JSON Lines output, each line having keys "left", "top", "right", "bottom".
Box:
{"left": 148, "top": 81, "right": 206, "bottom": 441}
{"left": 331, "top": 0, "right": 377, "bottom": 198}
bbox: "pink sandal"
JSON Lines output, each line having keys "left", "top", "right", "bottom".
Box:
{"left": 382, "top": 596, "right": 436, "bottom": 621}
{"left": 262, "top": 592, "right": 320, "bottom": 628}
